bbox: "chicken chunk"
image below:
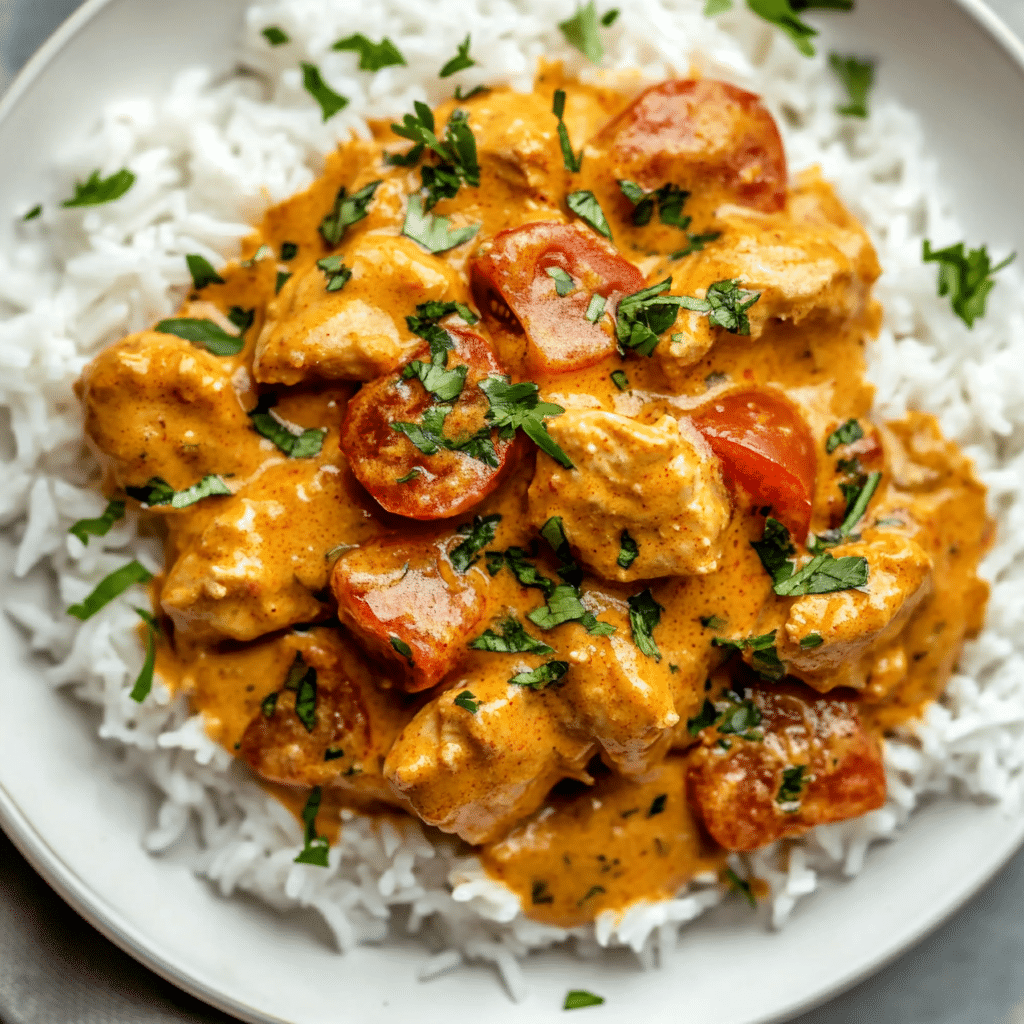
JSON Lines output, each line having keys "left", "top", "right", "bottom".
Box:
{"left": 76, "top": 329, "right": 263, "bottom": 492}
{"left": 231, "top": 627, "right": 423, "bottom": 802}
{"left": 775, "top": 533, "right": 934, "bottom": 692}
{"left": 254, "top": 235, "right": 460, "bottom": 385}
{"left": 687, "top": 681, "right": 887, "bottom": 851}
{"left": 384, "top": 663, "right": 595, "bottom": 844}
{"left": 528, "top": 411, "right": 731, "bottom": 582}
{"left": 160, "top": 430, "right": 379, "bottom": 643}
{"left": 331, "top": 532, "right": 490, "bottom": 693}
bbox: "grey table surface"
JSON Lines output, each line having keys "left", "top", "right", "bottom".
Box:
{"left": 2, "top": 1, "right": 1024, "bottom": 1022}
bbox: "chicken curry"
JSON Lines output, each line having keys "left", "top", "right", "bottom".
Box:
{"left": 76, "top": 67, "right": 992, "bottom": 926}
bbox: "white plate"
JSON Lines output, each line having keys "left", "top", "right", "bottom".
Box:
{"left": 1, "top": 1, "right": 1023, "bottom": 1022}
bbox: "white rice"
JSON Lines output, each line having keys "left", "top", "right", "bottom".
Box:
{"left": 3, "top": 0, "right": 1024, "bottom": 1001}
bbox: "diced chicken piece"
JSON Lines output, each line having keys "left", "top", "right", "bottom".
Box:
{"left": 687, "top": 682, "right": 887, "bottom": 851}
{"left": 254, "top": 235, "right": 460, "bottom": 385}
{"left": 528, "top": 411, "right": 731, "bottom": 582}
{"left": 229, "top": 627, "right": 423, "bottom": 803}
{"left": 160, "top": 431, "right": 379, "bottom": 643}
{"left": 76, "top": 330, "right": 262, "bottom": 492}
{"left": 331, "top": 533, "right": 490, "bottom": 693}
{"left": 776, "top": 533, "right": 934, "bottom": 692}
{"left": 384, "top": 663, "right": 595, "bottom": 844}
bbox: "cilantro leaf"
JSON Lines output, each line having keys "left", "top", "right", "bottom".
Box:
{"left": 403, "top": 194, "right": 479, "bottom": 253}
{"left": 566, "top": 189, "right": 612, "bottom": 240}
{"left": 617, "top": 530, "right": 639, "bottom": 569}
{"left": 564, "top": 990, "right": 605, "bottom": 1010}
{"left": 839, "top": 470, "right": 881, "bottom": 534}
{"left": 126, "top": 475, "right": 231, "bottom": 509}
{"left": 390, "top": 636, "right": 415, "bottom": 666}
{"left": 67, "top": 560, "right": 153, "bottom": 621}
{"left": 585, "top": 294, "right": 606, "bottom": 322}
{"left": 319, "top": 180, "right": 381, "bottom": 245}
{"left": 825, "top": 418, "right": 863, "bottom": 453}
{"left": 678, "top": 279, "right": 761, "bottom": 335}
{"left": 547, "top": 265, "right": 576, "bottom": 296}
{"left": 439, "top": 34, "right": 475, "bottom": 78}
{"left": 454, "top": 690, "right": 479, "bottom": 713}
{"left": 154, "top": 317, "right": 244, "bottom": 356}
{"left": 611, "top": 369, "right": 629, "bottom": 391}
{"left": 276, "top": 270, "right": 292, "bottom": 294}
{"left": 478, "top": 375, "right": 573, "bottom": 468}
{"left": 488, "top": 548, "right": 555, "bottom": 597}
{"left": 280, "top": 242, "right": 298, "bottom": 261}
{"left": 291, "top": 661, "right": 318, "bottom": 731}
{"left": 316, "top": 254, "right": 352, "bottom": 292}
{"left": 618, "top": 180, "right": 691, "bottom": 229}
{"left": 553, "top": 89, "right": 584, "bottom": 173}
{"left": 602, "top": 8, "right": 620, "bottom": 25}
{"left": 300, "top": 62, "right": 348, "bottom": 121}
{"left": 799, "top": 633, "right": 824, "bottom": 649}
{"left": 540, "top": 515, "right": 583, "bottom": 588}
{"left": 777, "top": 764, "right": 809, "bottom": 808}
{"left": 528, "top": 583, "right": 588, "bottom": 629}
{"left": 669, "top": 231, "right": 721, "bottom": 259}
{"left": 332, "top": 33, "right": 406, "bottom": 71}
{"left": 22, "top": 204, "right": 42, "bottom": 221}
{"left": 407, "top": 299, "right": 478, "bottom": 339}
{"left": 70, "top": 499, "right": 125, "bottom": 545}
{"left": 647, "top": 793, "right": 667, "bottom": 817}
{"left": 687, "top": 698, "right": 719, "bottom": 736}
{"left": 830, "top": 53, "right": 874, "bottom": 117}
{"left": 249, "top": 396, "right": 325, "bottom": 458}
{"left": 615, "top": 278, "right": 684, "bottom": 356}
{"left": 294, "top": 786, "right": 330, "bottom": 867}
{"left": 716, "top": 693, "right": 763, "bottom": 737}
{"left": 772, "top": 551, "right": 869, "bottom": 596}
{"left": 725, "top": 867, "right": 757, "bottom": 908}
{"left": 923, "top": 239, "right": 1016, "bottom": 328}
{"left": 701, "top": 614, "right": 727, "bottom": 630}
{"left": 262, "top": 26, "right": 289, "bottom": 46}
{"left": 62, "top": 168, "right": 135, "bottom": 208}
{"left": 455, "top": 85, "right": 489, "bottom": 101}
{"left": 746, "top": 0, "right": 819, "bottom": 57}
{"left": 450, "top": 514, "right": 502, "bottom": 572}
{"left": 750, "top": 516, "right": 796, "bottom": 585}
{"left": 509, "top": 660, "right": 570, "bottom": 690}
{"left": 129, "top": 608, "right": 159, "bottom": 703}
{"left": 402, "top": 357, "right": 468, "bottom": 402}
{"left": 186, "top": 254, "right": 224, "bottom": 290}
{"left": 559, "top": 2, "right": 605, "bottom": 64}
{"left": 470, "top": 616, "right": 556, "bottom": 655}
{"left": 261, "top": 692, "right": 278, "bottom": 717}
{"left": 628, "top": 588, "right": 663, "bottom": 661}
{"left": 392, "top": 404, "right": 452, "bottom": 455}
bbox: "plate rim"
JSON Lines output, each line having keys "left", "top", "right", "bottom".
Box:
{"left": 1, "top": 1, "right": 1023, "bottom": 1022}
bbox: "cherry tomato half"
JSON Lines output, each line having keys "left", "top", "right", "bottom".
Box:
{"left": 691, "top": 387, "right": 816, "bottom": 540}
{"left": 595, "top": 79, "right": 787, "bottom": 214}
{"left": 471, "top": 221, "right": 645, "bottom": 375}
{"left": 341, "top": 326, "right": 515, "bottom": 520}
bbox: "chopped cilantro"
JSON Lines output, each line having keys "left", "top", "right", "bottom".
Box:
{"left": 390, "top": 636, "right": 415, "bottom": 666}
{"left": 713, "top": 630, "right": 786, "bottom": 681}
{"left": 687, "top": 698, "right": 719, "bottom": 737}
{"left": 294, "top": 786, "right": 330, "bottom": 867}
{"left": 392, "top": 104, "right": 479, "bottom": 198}
{"left": 280, "top": 242, "right": 298, "bottom": 261}
{"left": 585, "top": 294, "right": 606, "bottom": 323}
{"left": 509, "top": 660, "right": 570, "bottom": 690}
{"left": 67, "top": 560, "right": 153, "bottom": 621}
{"left": 610, "top": 369, "right": 629, "bottom": 391}
{"left": 439, "top": 34, "right": 475, "bottom": 78}
{"left": 799, "top": 632, "right": 824, "bottom": 649}
{"left": 453, "top": 689, "right": 479, "bottom": 713}
{"left": 553, "top": 89, "right": 584, "bottom": 173}
{"left": 669, "top": 231, "right": 721, "bottom": 259}
{"left": 773, "top": 550, "right": 869, "bottom": 596}
{"left": 617, "top": 530, "right": 639, "bottom": 570}
{"left": 261, "top": 26, "right": 289, "bottom": 45}
{"left": 403, "top": 194, "right": 480, "bottom": 253}
{"left": 615, "top": 278, "right": 684, "bottom": 356}
{"left": 839, "top": 470, "right": 882, "bottom": 534}
{"left": 566, "top": 190, "right": 612, "bottom": 240}
{"left": 260, "top": 692, "right": 278, "bottom": 718}
{"left": 249, "top": 396, "right": 325, "bottom": 458}
{"left": 678, "top": 279, "right": 761, "bottom": 335}
{"left": 777, "top": 764, "right": 809, "bottom": 808}
{"left": 391, "top": 403, "right": 498, "bottom": 466}
{"left": 126, "top": 475, "right": 231, "bottom": 509}
{"left": 923, "top": 239, "right": 1016, "bottom": 328}
{"left": 627, "top": 588, "right": 663, "bottom": 661}
{"left": 617, "top": 180, "right": 691, "bottom": 229}
{"left": 240, "top": 245, "right": 273, "bottom": 268}
{"left": 700, "top": 614, "right": 727, "bottom": 630}
{"left": 22, "top": 204, "right": 42, "bottom": 221}
{"left": 478, "top": 375, "right": 573, "bottom": 468}
{"left": 830, "top": 53, "right": 874, "bottom": 117}
{"left": 528, "top": 583, "right": 588, "bottom": 629}
{"left": 455, "top": 85, "right": 489, "bottom": 101}
{"left": 716, "top": 693, "right": 763, "bottom": 738}
{"left": 186, "top": 253, "right": 224, "bottom": 290}
{"left": 724, "top": 867, "right": 757, "bottom": 908}
{"left": 547, "top": 265, "right": 576, "bottom": 296}
{"left": 316, "top": 255, "right": 352, "bottom": 292}
{"left": 154, "top": 317, "right": 244, "bottom": 356}
{"left": 647, "top": 793, "right": 667, "bottom": 817}
{"left": 825, "top": 418, "right": 863, "bottom": 453}
{"left": 319, "top": 180, "right": 381, "bottom": 245}
{"left": 276, "top": 270, "right": 292, "bottom": 294}
{"left": 332, "top": 33, "right": 406, "bottom": 70}
{"left": 470, "top": 616, "right": 555, "bottom": 655}
{"left": 129, "top": 608, "right": 159, "bottom": 703}
{"left": 402, "top": 345, "right": 468, "bottom": 402}
{"left": 750, "top": 515, "right": 797, "bottom": 583}
{"left": 601, "top": 8, "right": 620, "bottom": 25}
{"left": 69, "top": 499, "right": 125, "bottom": 545}
{"left": 450, "top": 514, "right": 502, "bottom": 572}
{"left": 746, "top": 0, "right": 853, "bottom": 57}
{"left": 300, "top": 62, "right": 348, "bottom": 121}
{"left": 62, "top": 168, "right": 135, "bottom": 208}
{"left": 564, "top": 990, "right": 605, "bottom": 1010}
{"left": 559, "top": 2, "right": 606, "bottom": 64}
{"left": 324, "top": 747, "right": 344, "bottom": 761}
{"left": 395, "top": 468, "right": 422, "bottom": 484}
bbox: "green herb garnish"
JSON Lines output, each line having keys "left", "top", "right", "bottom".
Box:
{"left": 478, "top": 375, "right": 573, "bottom": 468}
{"left": 332, "top": 33, "right": 406, "bottom": 70}
{"left": 825, "top": 418, "right": 863, "bottom": 453}
{"left": 262, "top": 26, "right": 289, "bottom": 45}
{"left": 687, "top": 698, "right": 719, "bottom": 736}
{"left": 439, "top": 34, "right": 475, "bottom": 78}
{"left": 301, "top": 62, "right": 348, "bottom": 121}
{"left": 547, "top": 265, "right": 576, "bottom": 296}
{"left": 509, "top": 660, "right": 570, "bottom": 690}
{"left": 566, "top": 190, "right": 612, "bottom": 240}
{"left": 799, "top": 632, "right": 824, "bottom": 649}
{"left": 316, "top": 255, "right": 352, "bottom": 292}
{"left": 470, "top": 616, "right": 556, "bottom": 655}
{"left": 830, "top": 53, "right": 874, "bottom": 117}
{"left": 403, "top": 194, "right": 480, "bottom": 253}
{"left": 294, "top": 786, "right": 330, "bottom": 867}
{"left": 615, "top": 278, "right": 683, "bottom": 356}
{"left": 390, "top": 636, "right": 415, "bottom": 666}
{"left": 319, "top": 180, "right": 382, "bottom": 246}
{"left": 724, "top": 866, "right": 757, "bottom": 908}
{"left": 564, "top": 990, "right": 605, "bottom": 1010}
{"left": 617, "top": 180, "right": 690, "bottom": 229}
{"left": 69, "top": 499, "right": 125, "bottom": 545}
{"left": 553, "top": 89, "right": 583, "bottom": 173}
{"left": 249, "top": 396, "right": 325, "bottom": 458}
{"left": 777, "top": 764, "right": 809, "bottom": 808}
{"left": 610, "top": 369, "right": 629, "bottom": 390}
{"left": 186, "top": 254, "right": 224, "bottom": 290}
{"left": 129, "top": 608, "right": 159, "bottom": 703}
{"left": 126, "top": 475, "right": 231, "bottom": 509}
{"left": 678, "top": 279, "right": 761, "bottom": 335}
{"left": 923, "top": 239, "right": 1016, "bottom": 328}
{"left": 261, "top": 692, "right": 278, "bottom": 717}
{"left": 22, "top": 204, "right": 42, "bottom": 221}
{"left": 154, "top": 317, "right": 244, "bottom": 356}
{"left": 617, "top": 530, "right": 639, "bottom": 569}
{"left": 647, "top": 793, "right": 667, "bottom": 817}
{"left": 627, "top": 588, "right": 663, "bottom": 661}
{"left": 450, "top": 514, "right": 502, "bottom": 573}
{"left": 453, "top": 690, "right": 479, "bottom": 713}
{"left": 67, "top": 560, "right": 153, "bottom": 621}
{"left": 559, "top": 2, "right": 606, "bottom": 64}
{"left": 62, "top": 168, "right": 135, "bottom": 208}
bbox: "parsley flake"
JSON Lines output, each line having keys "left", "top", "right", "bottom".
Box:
{"left": 566, "top": 189, "right": 612, "bottom": 240}
{"left": 67, "top": 560, "right": 153, "bottom": 621}
{"left": 62, "top": 168, "right": 135, "bottom": 208}
{"left": 547, "top": 265, "right": 576, "bottom": 296}
{"left": 22, "top": 204, "right": 42, "bottom": 221}
{"left": 627, "top": 589, "right": 663, "bottom": 661}
{"left": 324, "top": 747, "right": 344, "bottom": 761}
{"left": 564, "top": 990, "right": 605, "bottom": 1010}
{"left": 470, "top": 616, "right": 555, "bottom": 655}
{"left": 294, "top": 786, "right": 330, "bottom": 867}
{"left": 585, "top": 294, "right": 606, "bottom": 322}
{"left": 602, "top": 8, "right": 620, "bottom": 25}
{"left": 678, "top": 279, "right": 761, "bottom": 334}
{"left": 647, "top": 793, "right": 667, "bottom": 817}
{"left": 700, "top": 614, "right": 727, "bottom": 630}
{"left": 825, "top": 418, "right": 863, "bottom": 453}
{"left": 280, "top": 242, "right": 299, "bottom": 261}
{"left": 301, "top": 62, "right": 348, "bottom": 121}
{"left": 126, "top": 475, "right": 231, "bottom": 509}
{"left": 70, "top": 499, "right": 125, "bottom": 545}
{"left": 618, "top": 180, "right": 691, "bottom": 229}
{"left": 509, "top": 660, "right": 570, "bottom": 690}
{"left": 319, "top": 180, "right": 381, "bottom": 245}
{"left": 154, "top": 317, "right": 244, "bottom": 357}
{"left": 249, "top": 396, "right": 325, "bottom": 458}
{"left": 704, "top": 0, "right": 733, "bottom": 12}
{"left": 451, "top": 514, "right": 502, "bottom": 572}
{"left": 316, "top": 254, "right": 352, "bottom": 292}
{"left": 610, "top": 369, "right": 629, "bottom": 391}
{"left": 616, "top": 279, "right": 682, "bottom": 356}
{"left": 260, "top": 692, "right": 278, "bottom": 717}
{"left": 687, "top": 698, "right": 719, "bottom": 737}
{"left": 262, "top": 26, "right": 289, "bottom": 46}
{"left": 559, "top": 2, "right": 606, "bottom": 64}
{"left": 332, "top": 33, "right": 406, "bottom": 71}
{"left": 773, "top": 550, "right": 869, "bottom": 596}
{"left": 923, "top": 239, "right": 1016, "bottom": 328}
{"left": 478, "top": 375, "right": 573, "bottom": 468}
{"left": 617, "top": 530, "right": 639, "bottom": 569}
{"left": 403, "top": 194, "right": 480, "bottom": 253}
{"left": 186, "top": 254, "right": 224, "bottom": 290}
{"left": 453, "top": 690, "right": 479, "bottom": 713}
{"left": 439, "top": 34, "right": 476, "bottom": 78}
{"left": 746, "top": 0, "right": 854, "bottom": 57}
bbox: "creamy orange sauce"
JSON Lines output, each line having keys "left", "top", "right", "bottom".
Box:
{"left": 77, "top": 67, "right": 991, "bottom": 927}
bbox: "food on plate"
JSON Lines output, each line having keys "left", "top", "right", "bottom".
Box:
{"left": 70, "top": 55, "right": 993, "bottom": 930}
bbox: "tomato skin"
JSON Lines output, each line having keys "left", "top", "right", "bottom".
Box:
{"left": 595, "top": 79, "right": 787, "bottom": 213}
{"left": 471, "top": 221, "right": 645, "bottom": 374}
{"left": 340, "top": 326, "right": 516, "bottom": 520}
{"left": 691, "top": 388, "right": 816, "bottom": 540}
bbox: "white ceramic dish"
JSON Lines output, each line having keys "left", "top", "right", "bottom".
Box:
{"left": 2, "top": 1, "right": 1024, "bottom": 1022}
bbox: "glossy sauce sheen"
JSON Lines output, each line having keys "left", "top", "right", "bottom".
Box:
{"left": 77, "top": 66, "right": 993, "bottom": 927}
